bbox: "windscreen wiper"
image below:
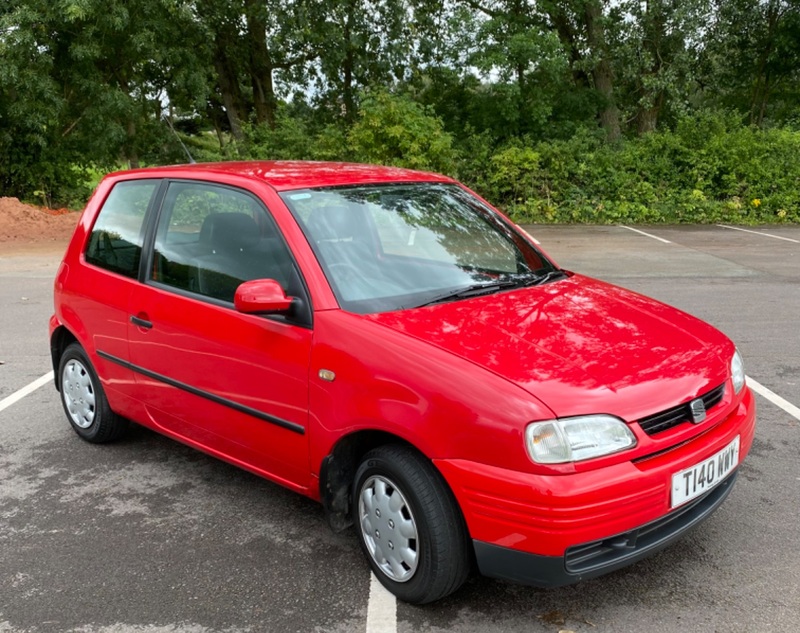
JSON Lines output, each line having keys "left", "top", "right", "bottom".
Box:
{"left": 412, "top": 271, "right": 567, "bottom": 309}
{"left": 415, "top": 280, "right": 519, "bottom": 308}
{"left": 514, "top": 269, "right": 568, "bottom": 287}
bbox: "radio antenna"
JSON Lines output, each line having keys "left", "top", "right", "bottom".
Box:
{"left": 162, "top": 114, "right": 196, "bottom": 164}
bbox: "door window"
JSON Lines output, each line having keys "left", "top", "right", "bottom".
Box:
{"left": 85, "top": 180, "right": 158, "bottom": 278}
{"left": 151, "top": 182, "right": 296, "bottom": 304}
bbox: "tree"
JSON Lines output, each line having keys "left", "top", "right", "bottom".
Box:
{"left": 192, "top": 0, "right": 317, "bottom": 138}
{"left": 307, "top": 0, "right": 415, "bottom": 122}
{"left": 461, "top": 0, "right": 621, "bottom": 140}
{"left": 612, "top": 0, "right": 710, "bottom": 134}
{"left": 467, "top": 0, "right": 568, "bottom": 137}
{"left": 0, "top": 0, "right": 206, "bottom": 201}
{"left": 700, "top": 0, "right": 800, "bottom": 126}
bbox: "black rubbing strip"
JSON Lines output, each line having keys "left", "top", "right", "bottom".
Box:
{"left": 96, "top": 350, "right": 305, "bottom": 435}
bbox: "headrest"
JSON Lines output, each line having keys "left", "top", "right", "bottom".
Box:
{"left": 200, "top": 212, "right": 260, "bottom": 252}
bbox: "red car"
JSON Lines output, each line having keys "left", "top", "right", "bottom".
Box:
{"left": 50, "top": 162, "right": 755, "bottom": 603}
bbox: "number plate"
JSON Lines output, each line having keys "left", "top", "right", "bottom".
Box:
{"left": 671, "top": 436, "right": 740, "bottom": 508}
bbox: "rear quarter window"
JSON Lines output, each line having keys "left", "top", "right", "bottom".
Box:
{"left": 85, "top": 180, "right": 158, "bottom": 278}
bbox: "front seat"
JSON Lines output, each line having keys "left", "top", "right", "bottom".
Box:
{"left": 193, "top": 212, "right": 264, "bottom": 302}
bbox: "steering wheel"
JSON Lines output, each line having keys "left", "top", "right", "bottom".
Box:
{"left": 328, "top": 261, "right": 362, "bottom": 283}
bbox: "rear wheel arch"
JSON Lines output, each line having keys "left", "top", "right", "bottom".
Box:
{"left": 50, "top": 326, "right": 78, "bottom": 390}
{"left": 57, "top": 341, "right": 130, "bottom": 443}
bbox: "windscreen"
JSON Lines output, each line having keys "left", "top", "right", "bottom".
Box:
{"left": 281, "top": 183, "right": 557, "bottom": 314}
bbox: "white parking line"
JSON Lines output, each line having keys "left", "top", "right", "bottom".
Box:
{"left": 747, "top": 376, "right": 800, "bottom": 421}
{"left": 0, "top": 371, "right": 54, "bottom": 414}
{"left": 619, "top": 225, "right": 672, "bottom": 244}
{"left": 717, "top": 225, "right": 800, "bottom": 244}
{"left": 366, "top": 573, "right": 397, "bottom": 633}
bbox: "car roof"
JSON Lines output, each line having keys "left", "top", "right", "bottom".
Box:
{"left": 111, "top": 161, "right": 457, "bottom": 191}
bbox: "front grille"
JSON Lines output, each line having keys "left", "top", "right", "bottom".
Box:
{"left": 638, "top": 383, "right": 726, "bottom": 435}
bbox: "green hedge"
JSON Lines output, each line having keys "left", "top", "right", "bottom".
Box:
{"left": 476, "top": 113, "right": 800, "bottom": 224}
{"left": 53, "top": 106, "right": 800, "bottom": 224}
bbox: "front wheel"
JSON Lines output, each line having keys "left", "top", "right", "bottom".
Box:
{"left": 353, "top": 445, "right": 470, "bottom": 604}
{"left": 58, "top": 342, "right": 129, "bottom": 443}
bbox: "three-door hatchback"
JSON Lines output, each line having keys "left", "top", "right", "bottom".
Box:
{"left": 51, "top": 161, "right": 756, "bottom": 603}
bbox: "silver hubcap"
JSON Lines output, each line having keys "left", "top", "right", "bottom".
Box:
{"left": 358, "top": 475, "right": 419, "bottom": 582}
{"left": 62, "top": 359, "right": 96, "bottom": 429}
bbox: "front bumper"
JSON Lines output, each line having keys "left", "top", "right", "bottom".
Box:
{"left": 435, "top": 386, "right": 756, "bottom": 586}
{"left": 473, "top": 470, "right": 737, "bottom": 587}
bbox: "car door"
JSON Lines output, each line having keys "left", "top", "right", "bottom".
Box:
{"left": 68, "top": 178, "right": 162, "bottom": 409}
{"left": 127, "top": 180, "right": 313, "bottom": 491}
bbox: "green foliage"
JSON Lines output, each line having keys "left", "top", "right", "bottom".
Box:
{"left": 240, "top": 108, "right": 318, "bottom": 161}
{"left": 479, "top": 114, "right": 800, "bottom": 224}
{"left": 699, "top": 0, "right": 800, "bottom": 126}
{"left": 345, "top": 91, "right": 457, "bottom": 173}
{"left": 487, "top": 144, "right": 541, "bottom": 204}
{"left": 0, "top": 0, "right": 206, "bottom": 205}
{"left": 305, "top": 0, "right": 412, "bottom": 121}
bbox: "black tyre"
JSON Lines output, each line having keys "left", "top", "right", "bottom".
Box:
{"left": 58, "top": 342, "right": 129, "bottom": 443}
{"left": 353, "top": 444, "right": 470, "bottom": 604}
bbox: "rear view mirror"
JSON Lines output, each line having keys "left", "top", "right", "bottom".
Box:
{"left": 234, "top": 279, "right": 293, "bottom": 314}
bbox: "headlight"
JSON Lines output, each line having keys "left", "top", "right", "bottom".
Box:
{"left": 525, "top": 415, "right": 637, "bottom": 464}
{"left": 731, "top": 349, "right": 745, "bottom": 394}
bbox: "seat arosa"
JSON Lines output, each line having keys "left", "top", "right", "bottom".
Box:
{"left": 50, "top": 161, "right": 756, "bottom": 603}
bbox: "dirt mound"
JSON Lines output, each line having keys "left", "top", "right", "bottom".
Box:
{"left": 0, "top": 197, "right": 80, "bottom": 244}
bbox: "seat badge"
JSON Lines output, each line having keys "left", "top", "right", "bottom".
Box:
{"left": 689, "top": 398, "right": 707, "bottom": 423}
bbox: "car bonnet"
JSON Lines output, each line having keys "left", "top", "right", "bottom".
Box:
{"left": 366, "top": 274, "right": 734, "bottom": 422}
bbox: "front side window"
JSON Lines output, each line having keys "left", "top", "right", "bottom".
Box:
{"left": 85, "top": 180, "right": 158, "bottom": 278}
{"left": 281, "top": 183, "right": 558, "bottom": 314}
{"left": 151, "top": 182, "right": 297, "bottom": 304}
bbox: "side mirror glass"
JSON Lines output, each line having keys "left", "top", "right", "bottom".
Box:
{"left": 234, "top": 279, "right": 293, "bottom": 314}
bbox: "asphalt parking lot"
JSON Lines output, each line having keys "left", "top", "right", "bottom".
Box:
{"left": 1, "top": 224, "right": 799, "bottom": 633}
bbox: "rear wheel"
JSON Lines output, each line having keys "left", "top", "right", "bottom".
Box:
{"left": 58, "top": 343, "right": 129, "bottom": 443}
{"left": 353, "top": 444, "right": 470, "bottom": 604}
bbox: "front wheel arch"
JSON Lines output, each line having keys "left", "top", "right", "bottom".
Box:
{"left": 320, "top": 430, "right": 416, "bottom": 532}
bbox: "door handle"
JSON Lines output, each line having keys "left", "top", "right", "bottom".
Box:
{"left": 130, "top": 315, "right": 153, "bottom": 329}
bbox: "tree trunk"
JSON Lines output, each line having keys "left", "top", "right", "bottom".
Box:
{"left": 545, "top": 4, "right": 589, "bottom": 87}
{"left": 342, "top": 0, "right": 357, "bottom": 122}
{"left": 126, "top": 120, "right": 140, "bottom": 170}
{"left": 516, "top": 61, "right": 526, "bottom": 133}
{"left": 343, "top": 49, "right": 355, "bottom": 121}
{"left": 584, "top": 0, "right": 621, "bottom": 141}
{"left": 749, "top": 1, "right": 780, "bottom": 127}
{"left": 756, "top": 75, "right": 772, "bottom": 127}
{"left": 213, "top": 52, "right": 246, "bottom": 141}
{"left": 635, "top": 1, "right": 666, "bottom": 135}
{"left": 206, "top": 102, "right": 228, "bottom": 151}
{"left": 636, "top": 92, "right": 664, "bottom": 134}
{"left": 245, "top": 0, "right": 277, "bottom": 129}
